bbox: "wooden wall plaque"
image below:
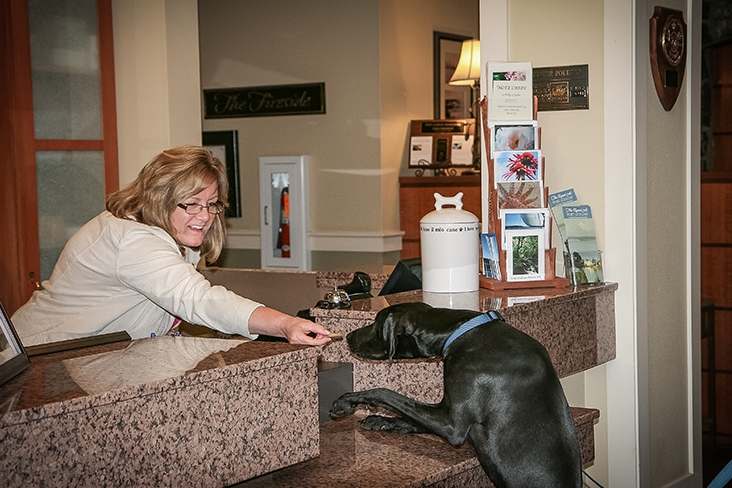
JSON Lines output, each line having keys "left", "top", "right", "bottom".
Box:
{"left": 650, "top": 7, "right": 687, "bottom": 111}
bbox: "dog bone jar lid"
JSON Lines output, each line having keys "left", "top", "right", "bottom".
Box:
{"left": 420, "top": 192, "right": 480, "bottom": 293}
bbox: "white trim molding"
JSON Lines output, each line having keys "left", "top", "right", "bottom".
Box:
{"left": 225, "top": 228, "right": 404, "bottom": 253}
{"left": 308, "top": 231, "right": 404, "bottom": 253}
{"left": 224, "top": 228, "right": 261, "bottom": 249}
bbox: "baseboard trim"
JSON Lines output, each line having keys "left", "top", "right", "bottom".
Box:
{"left": 225, "top": 229, "right": 404, "bottom": 253}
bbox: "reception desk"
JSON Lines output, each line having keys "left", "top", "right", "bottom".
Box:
{"left": 0, "top": 276, "right": 616, "bottom": 487}
{"left": 239, "top": 281, "right": 617, "bottom": 487}
{"left": 0, "top": 338, "right": 321, "bottom": 487}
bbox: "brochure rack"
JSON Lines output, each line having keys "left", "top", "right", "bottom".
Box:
{"left": 478, "top": 95, "right": 570, "bottom": 290}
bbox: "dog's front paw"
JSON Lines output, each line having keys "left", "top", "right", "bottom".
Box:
{"left": 361, "top": 415, "right": 421, "bottom": 434}
{"left": 329, "top": 394, "right": 357, "bottom": 419}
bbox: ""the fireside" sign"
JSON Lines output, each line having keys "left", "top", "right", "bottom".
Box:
{"left": 203, "top": 83, "right": 326, "bottom": 119}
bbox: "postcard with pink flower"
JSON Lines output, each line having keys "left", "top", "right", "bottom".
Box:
{"left": 493, "top": 150, "right": 543, "bottom": 187}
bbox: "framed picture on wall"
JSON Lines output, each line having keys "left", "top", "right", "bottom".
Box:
{"left": 203, "top": 130, "right": 241, "bottom": 218}
{"left": 433, "top": 31, "right": 472, "bottom": 120}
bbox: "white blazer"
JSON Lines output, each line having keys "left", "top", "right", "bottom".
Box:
{"left": 12, "top": 211, "right": 262, "bottom": 346}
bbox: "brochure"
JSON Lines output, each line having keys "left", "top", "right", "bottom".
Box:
{"left": 487, "top": 61, "right": 534, "bottom": 121}
{"left": 562, "top": 204, "right": 604, "bottom": 285}
{"left": 409, "top": 136, "right": 433, "bottom": 166}
{"left": 547, "top": 188, "right": 578, "bottom": 242}
{"left": 450, "top": 135, "right": 474, "bottom": 166}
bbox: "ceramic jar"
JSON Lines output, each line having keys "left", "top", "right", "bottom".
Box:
{"left": 419, "top": 192, "right": 480, "bottom": 293}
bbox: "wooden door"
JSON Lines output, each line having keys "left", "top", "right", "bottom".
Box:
{"left": 0, "top": 0, "right": 118, "bottom": 315}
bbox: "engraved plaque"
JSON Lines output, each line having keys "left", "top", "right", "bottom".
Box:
{"left": 649, "top": 7, "right": 686, "bottom": 111}
{"left": 533, "top": 65, "right": 589, "bottom": 112}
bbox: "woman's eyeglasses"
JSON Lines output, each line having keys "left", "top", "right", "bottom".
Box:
{"left": 177, "top": 202, "right": 225, "bottom": 215}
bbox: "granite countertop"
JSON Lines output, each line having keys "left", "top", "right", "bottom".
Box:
{"left": 0, "top": 337, "right": 316, "bottom": 427}
{"left": 314, "top": 282, "right": 617, "bottom": 381}
{"left": 311, "top": 282, "right": 618, "bottom": 319}
{"left": 316, "top": 266, "right": 393, "bottom": 290}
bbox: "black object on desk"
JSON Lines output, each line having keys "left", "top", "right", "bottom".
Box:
{"left": 379, "top": 258, "right": 422, "bottom": 296}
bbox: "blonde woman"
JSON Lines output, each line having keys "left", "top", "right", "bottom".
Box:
{"left": 13, "top": 146, "right": 332, "bottom": 347}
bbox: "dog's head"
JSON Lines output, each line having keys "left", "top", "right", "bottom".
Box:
{"left": 346, "top": 302, "right": 479, "bottom": 361}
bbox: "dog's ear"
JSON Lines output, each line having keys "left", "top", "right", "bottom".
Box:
{"left": 381, "top": 312, "right": 415, "bottom": 361}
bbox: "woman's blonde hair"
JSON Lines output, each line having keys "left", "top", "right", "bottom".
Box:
{"left": 106, "top": 145, "right": 229, "bottom": 262}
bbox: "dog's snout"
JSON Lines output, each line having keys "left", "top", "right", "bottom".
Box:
{"left": 346, "top": 325, "right": 389, "bottom": 360}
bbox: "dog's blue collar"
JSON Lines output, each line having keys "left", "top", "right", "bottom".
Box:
{"left": 442, "top": 310, "right": 503, "bottom": 354}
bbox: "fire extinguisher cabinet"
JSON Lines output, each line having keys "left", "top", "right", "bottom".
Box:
{"left": 258, "top": 155, "right": 310, "bottom": 270}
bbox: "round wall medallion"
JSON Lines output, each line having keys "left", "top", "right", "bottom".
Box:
{"left": 662, "top": 15, "right": 685, "bottom": 66}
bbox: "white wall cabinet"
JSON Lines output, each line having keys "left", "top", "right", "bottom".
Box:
{"left": 259, "top": 156, "right": 310, "bottom": 270}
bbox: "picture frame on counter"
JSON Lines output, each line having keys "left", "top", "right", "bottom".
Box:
{"left": 0, "top": 300, "right": 30, "bottom": 387}
{"left": 505, "top": 228, "right": 546, "bottom": 282}
{"left": 203, "top": 130, "right": 242, "bottom": 218}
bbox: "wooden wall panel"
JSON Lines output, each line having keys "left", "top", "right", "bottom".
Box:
{"left": 713, "top": 134, "right": 732, "bottom": 173}
{"left": 715, "top": 309, "right": 732, "bottom": 371}
{"left": 701, "top": 183, "right": 732, "bottom": 243}
{"left": 712, "top": 86, "right": 732, "bottom": 132}
{"left": 712, "top": 42, "right": 732, "bottom": 85}
{"left": 701, "top": 247, "right": 732, "bottom": 307}
{"left": 399, "top": 175, "right": 481, "bottom": 260}
{"left": 703, "top": 39, "right": 732, "bottom": 445}
{"left": 716, "top": 374, "right": 732, "bottom": 435}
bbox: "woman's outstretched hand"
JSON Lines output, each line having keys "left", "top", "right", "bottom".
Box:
{"left": 248, "top": 306, "right": 333, "bottom": 345}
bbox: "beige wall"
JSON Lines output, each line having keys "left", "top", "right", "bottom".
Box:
{"left": 197, "top": 0, "right": 478, "bottom": 268}
{"left": 642, "top": 0, "right": 699, "bottom": 484}
{"left": 380, "top": 0, "right": 480, "bottom": 232}
{"left": 112, "top": 0, "right": 202, "bottom": 186}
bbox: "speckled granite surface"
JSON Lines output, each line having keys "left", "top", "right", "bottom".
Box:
{"left": 0, "top": 337, "right": 321, "bottom": 487}
{"left": 0, "top": 282, "right": 614, "bottom": 487}
{"left": 316, "top": 266, "right": 393, "bottom": 290}
{"left": 315, "top": 283, "right": 617, "bottom": 396}
{"left": 234, "top": 408, "right": 599, "bottom": 488}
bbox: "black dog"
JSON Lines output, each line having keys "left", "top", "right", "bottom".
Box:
{"left": 329, "top": 302, "right": 582, "bottom": 488}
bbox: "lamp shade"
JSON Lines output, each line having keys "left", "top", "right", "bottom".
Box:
{"left": 449, "top": 39, "right": 481, "bottom": 86}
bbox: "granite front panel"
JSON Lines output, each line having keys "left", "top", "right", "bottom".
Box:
{"left": 0, "top": 340, "right": 321, "bottom": 487}
{"left": 500, "top": 292, "right": 617, "bottom": 377}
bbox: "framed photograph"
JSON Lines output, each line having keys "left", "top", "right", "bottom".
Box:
{"left": 0, "top": 301, "right": 30, "bottom": 387}
{"left": 490, "top": 121, "right": 538, "bottom": 157}
{"left": 202, "top": 130, "right": 241, "bottom": 218}
{"left": 505, "top": 228, "right": 545, "bottom": 282}
{"left": 433, "top": 31, "right": 472, "bottom": 119}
